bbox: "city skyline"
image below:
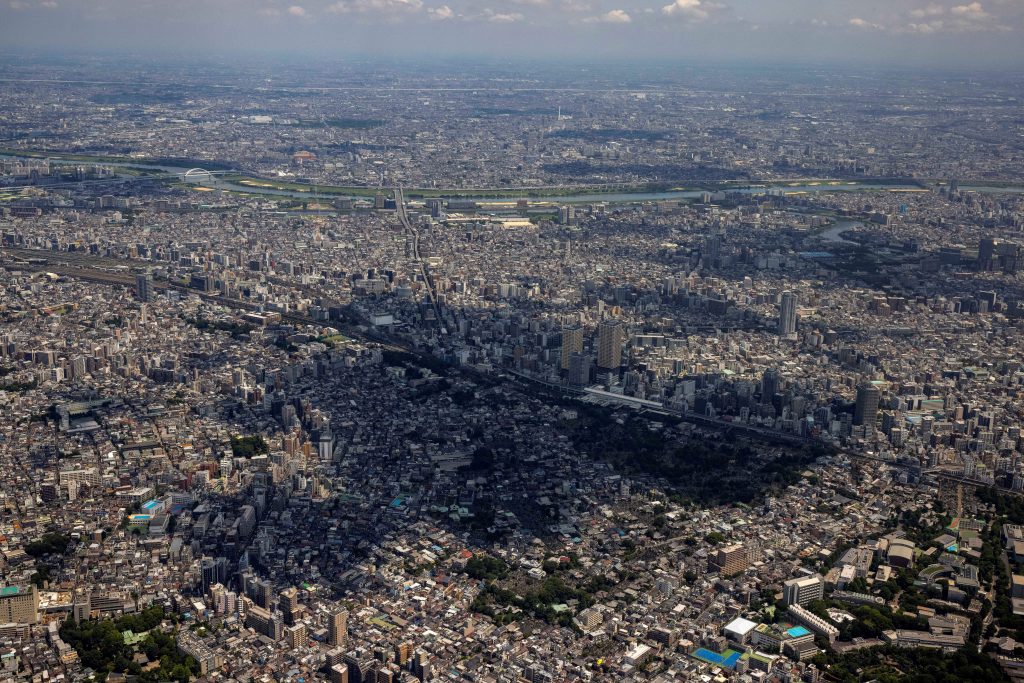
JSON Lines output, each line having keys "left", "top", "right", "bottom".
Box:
{"left": 1, "top": 0, "right": 1024, "bottom": 68}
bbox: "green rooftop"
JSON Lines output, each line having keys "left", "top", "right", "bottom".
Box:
{"left": 0, "top": 586, "right": 21, "bottom": 597}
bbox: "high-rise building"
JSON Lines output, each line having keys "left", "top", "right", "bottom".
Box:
{"left": 560, "top": 326, "right": 584, "bottom": 370}
{"left": 712, "top": 544, "right": 749, "bottom": 576}
{"left": 395, "top": 641, "right": 414, "bottom": 666}
{"left": 978, "top": 237, "right": 997, "bottom": 271}
{"left": 285, "top": 623, "right": 307, "bottom": 648}
{"left": 413, "top": 650, "right": 431, "bottom": 682}
{"left": 135, "top": 273, "right": 153, "bottom": 302}
{"left": 568, "top": 353, "right": 592, "bottom": 386}
{"left": 243, "top": 601, "right": 282, "bottom": 640}
{"left": 783, "top": 574, "right": 825, "bottom": 607}
{"left": 596, "top": 319, "right": 624, "bottom": 371}
{"left": 328, "top": 609, "right": 348, "bottom": 648}
{"left": 0, "top": 585, "right": 39, "bottom": 624}
{"left": 853, "top": 383, "right": 881, "bottom": 427}
{"left": 330, "top": 663, "right": 349, "bottom": 683}
{"left": 778, "top": 291, "right": 798, "bottom": 339}
{"left": 761, "top": 368, "right": 780, "bottom": 404}
{"left": 704, "top": 232, "right": 722, "bottom": 266}
{"left": 280, "top": 587, "right": 299, "bottom": 625}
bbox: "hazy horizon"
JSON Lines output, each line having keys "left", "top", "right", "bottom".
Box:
{"left": 2, "top": 0, "right": 1023, "bottom": 69}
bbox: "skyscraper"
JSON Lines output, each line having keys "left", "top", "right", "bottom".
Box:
{"left": 978, "top": 237, "right": 996, "bottom": 271}
{"left": 136, "top": 272, "right": 153, "bottom": 302}
{"left": 704, "top": 232, "right": 722, "bottom": 266}
{"left": 560, "top": 326, "right": 584, "bottom": 370}
{"left": 778, "top": 291, "right": 798, "bottom": 339}
{"left": 761, "top": 368, "right": 780, "bottom": 404}
{"left": 596, "top": 319, "right": 624, "bottom": 371}
{"left": 568, "top": 353, "right": 592, "bottom": 386}
{"left": 328, "top": 609, "right": 348, "bottom": 648}
{"left": 853, "top": 383, "right": 881, "bottom": 427}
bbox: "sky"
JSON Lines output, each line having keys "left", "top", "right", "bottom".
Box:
{"left": 2, "top": 0, "right": 1023, "bottom": 68}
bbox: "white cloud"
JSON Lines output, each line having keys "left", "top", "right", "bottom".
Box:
{"left": 661, "top": 0, "right": 720, "bottom": 21}
{"left": 951, "top": 1, "right": 987, "bottom": 17}
{"left": 561, "top": 0, "right": 591, "bottom": 11}
{"left": 908, "top": 20, "right": 944, "bottom": 32}
{"left": 585, "top": 8, "right": 630, "bottom": 23}
{"left": 288, "top": 5, "right": 307, "bottom": 16}
{"left": 909, "top": 4, "right": 945, "bottom": 18}
{"left": 327, "top": 0, "right": 424, "bottom": 14}
{"left": 849, "top": 17, "right": 883, "bottom": 29}
{"left": 486, "top": 11, "right": 524, "bottom": 22}
{"left": 427, "top": 4, "right": 453, "bottom": 19}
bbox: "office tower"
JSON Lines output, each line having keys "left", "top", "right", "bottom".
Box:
{"left": 374, "top": 192, "right": 386, "bottom": 210}
{"left": 135, "top": 272, "right": 153, "bottom": 302}
{"left": 778, "top": 291, "right": 798, "bottom": 339}
{"left": 560, "top": 326, "right": 583, "bottom": 370}
{"left": 201, "top": 558, "right": 218, "bottom": 592}
{"left": 568, "top": 353, "right": 592, "bottom": 386}
{"left": 704, "top": 232, "right": 722, "bottom": 266}
{"left": 783, "top": 574, "right": 825, "bottom": 606}
{"left": 250, "top": 578, "right": 273, "bottom": 609}
{"left": 853, "top": 383, "right": 881, "bottom": 426}
{"left": 998, "top": 241, "right": 1023, "bottom": 274}
{"left": 978, "top": 237, "right": 996, "bottom": 271}
{"left": 761, "top": 368, "right": 780, "bottom": 403}
{"left": 0, "top": 585, "right": 39, "bottom": 624}
{"left": 558, "top": 205, "right": 575, "bottom": 225}
{"left": 328, "top": 609, "right": 348, "bottom": 648}
{"left": 596, "top": 319, "right": 624, "bottom": 371}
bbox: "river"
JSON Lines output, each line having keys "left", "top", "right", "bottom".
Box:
{"left": 8, "top": 155, "right": 1024, "bottom": 204}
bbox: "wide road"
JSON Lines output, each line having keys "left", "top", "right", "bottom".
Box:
{"left": 394, "top": 187, "right": 445, "bottom": 334}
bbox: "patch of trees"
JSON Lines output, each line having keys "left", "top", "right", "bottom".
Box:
{"left": 471, "top": 575, "right": 594, "bottom": 628}
{"left": 978, "top": 487, "right": 1024, "bottom": 524}
{"left": 25, "top": 532, "right": 72, "bottom": 558}
{"left": 465, "top": 554, "right": 508, "bottom": 581}
{"left": 230, "top": 435, "right": 269, "bottom": 458}
{"left": 811, "top": 644, "right": 1005, "bottom": 683}
{"left": 381, "top": 349, "right": 449, "bottom": 376}
{"left": 187, "top": 316, "right": 255, "bottom": 339}
{"left": 563, "top": 413, "right": 821, "bottom": 505}
{"left": 59, "top": 607, "right": 196, "bottom": 683}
